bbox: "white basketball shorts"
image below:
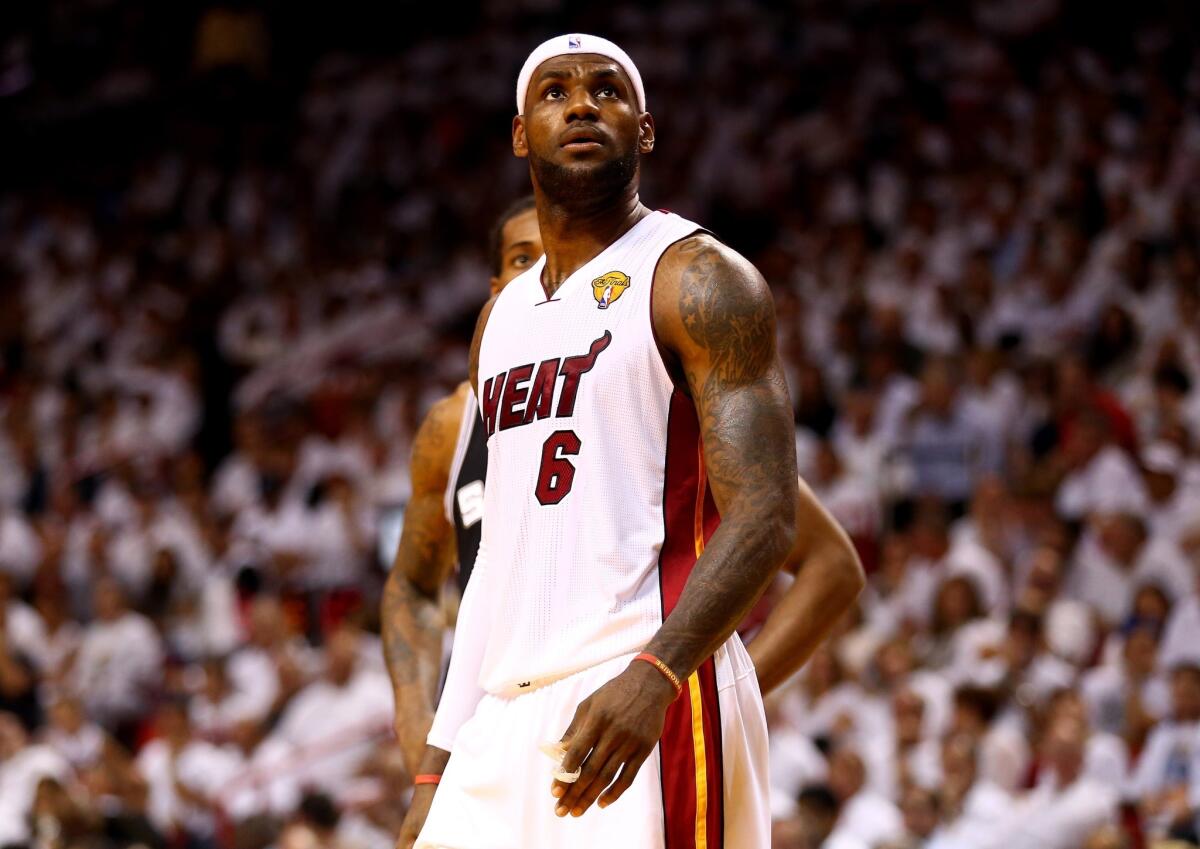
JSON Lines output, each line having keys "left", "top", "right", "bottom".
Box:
{"left": 416, "top": 633, "right": 770, "bottom": 848}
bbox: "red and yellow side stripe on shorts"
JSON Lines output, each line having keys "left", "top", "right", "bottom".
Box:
{"left": 657, "top": 389, "right": 724, "bottom": 849}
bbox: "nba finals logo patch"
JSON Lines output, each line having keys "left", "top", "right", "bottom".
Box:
{"left": 592, "top": 271, "right": 630, "bottom": 310}
{"left": 568, "top": 35, "right": 582, "bottom": 49}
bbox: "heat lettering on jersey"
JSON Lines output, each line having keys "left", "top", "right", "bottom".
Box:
{"left": 480, "top": 331, "right": 612, "bottom": 437}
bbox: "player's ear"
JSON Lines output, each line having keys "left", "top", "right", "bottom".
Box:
{"left": 638, "top": 113, "right": 655, "bottom": 154}
{"left": 513, "top": 115, "right": 529, "bottom": 158}
{"left": 489, "top": 275, "right": 501, "bottom": 296}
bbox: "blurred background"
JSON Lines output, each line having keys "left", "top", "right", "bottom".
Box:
{"left": 0, "top": 1, "right": 1199, "bottom": 848}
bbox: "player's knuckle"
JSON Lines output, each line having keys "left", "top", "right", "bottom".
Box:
{"left": 630, "top": 727, "right": 655, "bottom": 748}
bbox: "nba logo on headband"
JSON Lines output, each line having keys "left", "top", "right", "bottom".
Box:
{"left": 516, "top": 34, "right": 647, "bottom": 113}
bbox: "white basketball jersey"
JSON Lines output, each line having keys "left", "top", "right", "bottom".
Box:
{"left": 474, "top": 210, "right": 721, "bottom": 694}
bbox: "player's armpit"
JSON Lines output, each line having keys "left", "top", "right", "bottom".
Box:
{"left": 748, "top": 475, "right": 864, "bottom": 696}
{"left": 382, "top": 389, "right": 465, "bottom": 773}
{"left": 645, "top": 234, "right": 800, "bottom": 680}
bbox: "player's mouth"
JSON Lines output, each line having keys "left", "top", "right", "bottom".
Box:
{"left": 560, "top": 127, "right": 605, "bottom": 150}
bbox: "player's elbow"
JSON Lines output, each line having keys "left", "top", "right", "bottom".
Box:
{"left": 759, "top": 495, "right": 798, "bottom": 575}
{"left": 386, "top": 560, "right": 440, "bottom": 606}
{"left": 822, "top": 534, "right": 865, "bottom": 611}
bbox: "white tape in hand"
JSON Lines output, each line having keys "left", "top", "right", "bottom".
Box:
{"left": 539, "top": 740, "right": 582, "bottom": 783}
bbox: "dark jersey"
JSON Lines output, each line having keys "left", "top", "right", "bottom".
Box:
{"left": 445, "top": 391, "right": 487, "bottom": 592}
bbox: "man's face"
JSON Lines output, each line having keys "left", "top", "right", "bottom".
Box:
{"left": 159, "top": 706, "right": 190, "bottom": 744}
{"left": 827, "top": 750, "right": 864, "bottom": 801}
{"left": 93, "top": 580, "right": 123, "bottom": 621}
{"left": 941, "top": 735, "right": 977, "bottom": 790}
{"left": 811, "top": 443, "right": 836, "bottom": 484}
{"left": 795, "top": 801, "right": 836, "bottom": 845}
{"left": 326, "top": 630, "right": 359, "bottom": 686}
{"left": 921, "top": 365, "right": 954, "bottom": 413}
{"left": 1144, "top": 469, "right": 1176, "bottom": 502}
{"left": 1041, "top": 715, "right": 1086, "bottom": 779}
{"left": 1171, "top": 669, "right": 1200, "bottom": 721}
{"left": 901, "top": 787, "right": 939, "bottom": 838}
{"left": 491, "top": 207, "right": 544, "bottom": 293}
{"left": 513, "top": 55, "right": 652, "bottom": 203}
{"left": 1005, "top": 622, "right": 1038, "bottom": 670}
{"left": 1123, "top": 628, "right": 1161, "bottom": 681}
{"left": 0, "top": 713, "right": 26, "bottom": 759}
{"left": 50, "top": 700, "right": 82, "bottom": 733}
{"left": 1096, "top": 514, "right": 1143, "bottom": 564}
{"left": 893, "top": 690, "right": 925, "bottom": 747}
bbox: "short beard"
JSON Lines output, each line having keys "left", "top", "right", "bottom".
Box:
{"left": 529, "top": 146, "right": 638, "bottom": 212}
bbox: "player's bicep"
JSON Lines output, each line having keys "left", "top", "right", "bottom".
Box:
{"left": 394, "top": 399, "right": 461, "bottom": 594}
{"left": 655, "top": 237, "right": 797, "bottom": 515}
{"left": 394, "top": 491, "right": 455, "bottom": 593}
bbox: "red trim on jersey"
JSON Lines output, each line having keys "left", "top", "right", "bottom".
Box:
{"left": 657, "top": 389, "right": 724, "bottom": 849}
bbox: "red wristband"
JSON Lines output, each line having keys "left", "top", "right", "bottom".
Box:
{"left": 413, "top": 774, "right": 441, "bottom": 786}
{"left": 633, "top": 652, "right": 684, "bottom": 698}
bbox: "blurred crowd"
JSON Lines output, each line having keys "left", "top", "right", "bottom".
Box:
{"left": 1, "top": 0, "right": 1199, "bottom": 848}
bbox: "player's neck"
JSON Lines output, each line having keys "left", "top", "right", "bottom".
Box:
{"left": 536, "top": 190, "right": 649, "bottom": 297}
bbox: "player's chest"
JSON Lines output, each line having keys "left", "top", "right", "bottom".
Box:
{"left": 478, "top": 274, "right": 652, "bottom": 437}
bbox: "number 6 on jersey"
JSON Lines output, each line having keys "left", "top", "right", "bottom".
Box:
{"left": 535, "top": 430, "right": 581, "bottom": 505}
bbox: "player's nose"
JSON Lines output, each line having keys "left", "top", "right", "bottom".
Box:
{"left": 563, "top": 85, "right": 600, "bottom": 123}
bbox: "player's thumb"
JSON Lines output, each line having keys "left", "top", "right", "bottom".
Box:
{"left": 558, "top": 700, "right": 590, "bottom": 746}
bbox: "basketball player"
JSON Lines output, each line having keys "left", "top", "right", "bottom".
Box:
{"left": 382, "top": 196, "right": 542, "bottom": 773}
{"left": 404, "top": 34, "right": 862, "bottom": 848}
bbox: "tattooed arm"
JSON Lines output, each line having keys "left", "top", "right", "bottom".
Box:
{"left": 644, "top": 235, "right": 800, "bottom": 674}
{"left": 551, "top": 234, "right": 799, "bottom": 818}
{"left": 750, "top": 475, "right": 864, "bottom": 695}
{"left": 381, "top": 387, "right": 463, "bottom": 774}
{"left": 396, "top": 295, "right": 498, "bottom": 849}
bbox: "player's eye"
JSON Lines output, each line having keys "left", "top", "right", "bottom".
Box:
{"left": 545, "top": 86, "right": 565, "bottom": 100}
{"left": 597, "top": 85, "right": 617, "bottom": 98}
{"left": 512, "top": 253, "right": 531, "bottom": 268}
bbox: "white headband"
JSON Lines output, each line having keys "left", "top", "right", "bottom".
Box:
{"left": 515, "top": 33, "right": 646, "bottom": 115}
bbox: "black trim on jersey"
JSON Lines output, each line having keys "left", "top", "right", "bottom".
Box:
{"left": 450, "top": 408, "right": 488, "bottom": 592}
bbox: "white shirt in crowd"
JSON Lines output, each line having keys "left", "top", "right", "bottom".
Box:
{"left": 927, "top": 780, "right": 1014, "bottom": 849}
{"left": 1127, "top": 719, "right": 1200, "bottom": 800}
{"left": 1065, "top": 533, "right": 1192, "bottom": 626}
{"left": 0, "top": 744, "right": 71, "bottom": 846}
{"left": 0, "top": 509, "right": 43, "bottom": 587}
{"left": 71, "top": 611, "right": 164, "bottom": 724}
{"left": 210, "top": 450, "right": 262, "bottom": 517}
{"left": 987, "top": 775, "right": 1118, "bottom": 849}
{"left": 221, "top": 664, "right": 392, "bottom": 817}
{"left": 1055, "top": 446, "right": 1147, "bottom": 521}
{"left": 1161, "top": 594, "right": 1200, "bottom": 669}
{"left": 812, "top": 472, "right": 881, "bottom": 546}
{"left": 1080, "top": 663, "right": 1170, "bottom": 736}
{"left": 137, "top": 737, "right": 244, "bottom": 838}
{"left": 767, "top": 727, "right": 828, "bottom": 819}
{"left": 951, "top": 618, "right": 1075, "bottom": 699}
{"left": 830, "top": 788, "right": 905, "bottom": 848}
{"left": 4, "top": 600, "right": 49, "bottom": 671}
{"left": 43, "top": 719, "right": 106, "bottom": 770}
